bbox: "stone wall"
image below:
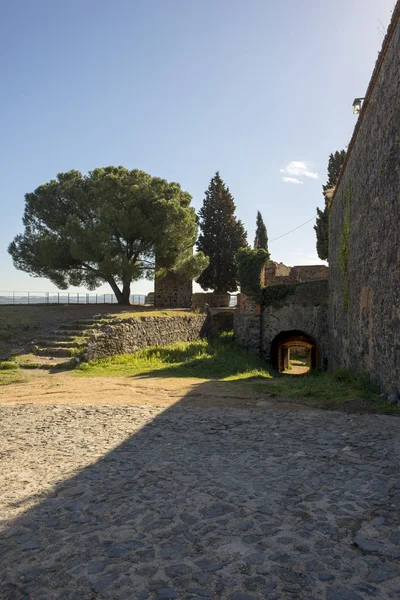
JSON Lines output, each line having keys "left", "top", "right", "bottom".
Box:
{"left": 211, "top": 310, "right": 234, "bottom": 333}
{"left": 234, "top": 281, "right": 329, "bottom": 366}
{"left": 154, "top": 272, "right": 192, "bottom": 308}
{"left": 329, "top": 4, "right": 400, "bottom": 392}
{"left": 290, "top": 265, "right": 329, "bottom": 282}
{"left": 84, "top": 315, "right": 206, "bottom": 362}
{"left": 191, "top": 293, "right": 231, "bottom": 309}
{"left": 234, "top": 294, "right": 261, "bottom": 353}
{"left": 261, "top": 281, "right": 329, "bottom": 367}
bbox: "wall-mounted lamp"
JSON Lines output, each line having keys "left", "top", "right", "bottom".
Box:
{"left": 352, "top": 97, "right": 365, "bottom": 114}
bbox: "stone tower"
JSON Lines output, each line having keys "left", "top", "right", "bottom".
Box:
{"left": 154, "top": 272, "right": 192, "bottom": 308}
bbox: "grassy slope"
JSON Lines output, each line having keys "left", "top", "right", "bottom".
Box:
{"left": 77, "top": 335, "right": 399, "bottom": 414}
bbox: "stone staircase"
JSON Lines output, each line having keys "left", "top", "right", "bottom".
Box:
{"left": 26, "top": 317, "right": 103, "bottom": 369}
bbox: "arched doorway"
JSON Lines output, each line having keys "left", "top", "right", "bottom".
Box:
{"left": 270, "top": 330, "right": 320, "bottom": 374}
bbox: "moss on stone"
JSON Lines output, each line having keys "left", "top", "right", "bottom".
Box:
{"left": 237, "top": 249, "right": 270, "bottom": 303}
{"left": 263, "top": 284, "right": 297, "bottom": 308}
{"left": 339, "top": 181, "right": 352, "bottom": 309}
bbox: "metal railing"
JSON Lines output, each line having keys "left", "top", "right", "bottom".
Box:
{"left": 0, "top": 291, "right": 238, "bottom": 307}
{"left": 0, "top": 292, "right": 147, "bottom": 305}
{"left": 229, "top": 294, "right": 238, "bottom": 307}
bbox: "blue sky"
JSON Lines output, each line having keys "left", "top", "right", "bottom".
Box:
{"left": 0, "top": 0, "right": 395, "bottom": 295}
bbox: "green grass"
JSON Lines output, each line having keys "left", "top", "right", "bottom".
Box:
{"left": 252, "top": 369, "right": 399, "bottom": 414}
{"left": 0, "top": 362, "right": 27, "bottom": 385}
{"left": 0, "top": 360, "right": 19, "bottom": 370}
{"left": 290, "top": 359, "right": 308, "bottom": 367}
{"left": 77, "top": 335, "right": 399, "bottom": 414}
{"left": 11, "top": 353, "right": 46, "bottom": 369}
{"left": 77, "top": 333, "right": 271, "bottom": 381}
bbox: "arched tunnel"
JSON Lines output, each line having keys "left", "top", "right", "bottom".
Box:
{"left": 270, "top": 330, "right": 320, "bottom": 373}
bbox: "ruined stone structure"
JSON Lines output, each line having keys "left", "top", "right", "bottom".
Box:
{"left": 289, "top": 265, "right": 329, "bottom": 283}
{"left": 153, "top": 261, "right": 328, "bottom": 310}
{"left": 264, "top": 261, "right": 292, "bottom": 284}
{"left": 145, "top": 292, "right": 154, "bottom": 305}
{"left": 154, "top": 272, "right": 192, "bottom": 308}
{"left": 329, "top": 4, "right": 400, "bottom": 393}
{"left": 264, "top": 261, "right": 328, "bottom": 286}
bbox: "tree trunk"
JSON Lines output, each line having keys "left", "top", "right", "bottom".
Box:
{"left": 107, "top": 277, "right": 131, "bottom": 305}
{"left": 121, "top": 280, "right": 131, "bottom": 305}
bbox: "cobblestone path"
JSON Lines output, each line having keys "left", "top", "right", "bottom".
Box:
{"left": 1, "top": 399, "right": 400, "bottom": 599}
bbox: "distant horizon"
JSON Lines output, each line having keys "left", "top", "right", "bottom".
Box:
{"left": 0, "top": 252, "right": 329, "bottom": 296}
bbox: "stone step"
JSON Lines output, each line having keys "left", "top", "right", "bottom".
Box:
{"left": 36, "top": 339, "right": 84, "bottom": 349}
{"left": 33, "top": 335, "right": 78, "bottom": 344}
{"left": 58, "top": 323, "right": 94, "bottom": 331}
{"left": 54, "top": 329, "right": 92, "bottom": 337}
{"left": 73, "top": 319, "right": 101, "bottom": 325}
{"left": 17, "top": 356, "right": 76, "bottom": 369}
{"left": 36, "top": 347, "right": 75, "bottom": 357}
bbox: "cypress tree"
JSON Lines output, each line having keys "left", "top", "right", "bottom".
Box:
{"left": 254, "top": 211, "right": 268, "bottom": 251}
{"left": 197, "top": 172, "right": 248, "bottom": 293}
{"left": 314, "top": 150, "right": 346, "bottom": 260}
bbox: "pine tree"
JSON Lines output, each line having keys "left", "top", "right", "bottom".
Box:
{"left": 254, "top": 211, "right": 268, "bottom": 251}
{"left": 197, "top": 172, "right": 248, "bottom": 293}
{"left": 314, "top": 150, "right": 346, "bottom": 260}
{"left": 8, "top": 167, "right": 208, "bottom": 304}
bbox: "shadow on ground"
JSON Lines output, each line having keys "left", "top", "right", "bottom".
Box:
{"left": 1, "top": 383, "right": 400, "bottom": 600}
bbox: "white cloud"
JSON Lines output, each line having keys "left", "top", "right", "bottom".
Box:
{"left": 281, "top": 176, "right": 303, "bottom": 184}
{"left": 288, "top": 253, "right": 328, "bottom": 266}
{"left": 280, "top": 161, "right": 318, "bottom": 180}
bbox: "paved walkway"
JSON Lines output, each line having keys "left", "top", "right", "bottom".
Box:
{"left": 1, "top": 396, "right": 400, "bottom": 599}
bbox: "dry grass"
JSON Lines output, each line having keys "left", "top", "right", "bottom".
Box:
{"left": 0, "top": 304, "right": 194, "bottom": 328}
{"left": 0, "top": 361, "right": 27, "bottom": 385}
{"left": 104, "top": 309, "right": 195, "bottom": 320}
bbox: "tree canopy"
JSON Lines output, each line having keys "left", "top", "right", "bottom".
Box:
{"left": 314, "top": 150, "right": 346, "bottom": 260}
{"left": 196, "top": 172, "right": 248, "bottom": 293}
{"left": 254, "top": 210, "right": 268, "bottom": 251}
{"left": 237, "top": 248, "right": 270, "bottom": 303}
{"left": 9, "top": 167, "right": 208, "bottom": 304}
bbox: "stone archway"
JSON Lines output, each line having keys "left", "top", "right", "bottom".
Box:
{"left": 270, "top": 330, "right": 320, "bottom": 372}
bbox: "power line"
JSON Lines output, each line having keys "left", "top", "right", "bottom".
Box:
{"left": 269, "top": 216, "right": 316, "bottom": 243}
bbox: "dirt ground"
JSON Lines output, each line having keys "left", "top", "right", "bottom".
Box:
{"left": 284, "top": 365, "right": 310, "bottom": 375}
{"left": 0, "top": 371, "right": 305, "bottom": 411}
